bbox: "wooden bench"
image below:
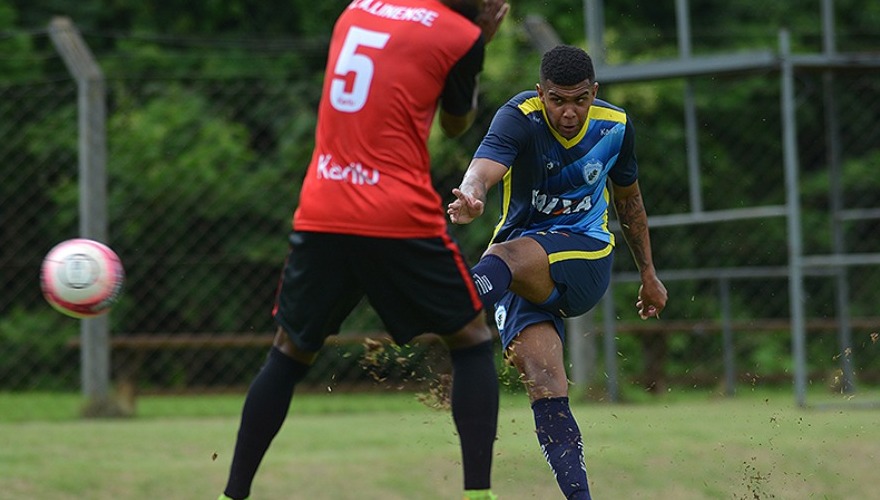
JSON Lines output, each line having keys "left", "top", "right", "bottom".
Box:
{"left": 65, "top": 318, "right": 878, "bottom": 394}
{"left": 65, "top": 317, "right": 879, "bottom": 361}
{"left": 66, "top": 332, "right": 391, "bottom": 350}
{"left": 610, "top": 317, "right": 879, "bottom": 393}
{"left": 65, "top": 332, "right": 445, "bottom": 394}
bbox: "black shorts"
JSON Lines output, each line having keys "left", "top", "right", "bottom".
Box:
{"left": 273, "top": 231, "right": 484, "bottom": 352}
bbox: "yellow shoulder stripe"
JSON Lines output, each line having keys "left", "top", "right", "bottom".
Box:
{"left": 589, "top": 106, "right": 626, "bottom": 124}
{"left": 517, "top": 97, "right": 543, "bottom": 116}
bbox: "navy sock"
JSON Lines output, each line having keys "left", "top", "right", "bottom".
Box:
{"left": 224, "top": 348, "right": 310, "bottom": 500}
{"left": 532, "top": 397, "right": 591, "bottom": 500}
{"left": 470, "top": 254, "right": 512, "bottom": 309}
{"left": 450, "top": 340, "right": 499, "bottom": 490}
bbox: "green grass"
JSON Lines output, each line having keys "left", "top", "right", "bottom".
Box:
{"left": 0, "top": 389, "right": 878, "bottom": 499}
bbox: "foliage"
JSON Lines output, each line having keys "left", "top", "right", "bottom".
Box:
{"left": 1, "top": 0, "right": 878, "bottom": 391}
{"left": 0, "top": 307, "right": 78, "bottom": 390}
{"left": 0, "top": 1, "right": 39, "bottom": 82}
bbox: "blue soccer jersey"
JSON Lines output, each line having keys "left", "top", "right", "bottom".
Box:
{"left": 473, "top": 90, "right": 638, "bottom": 245}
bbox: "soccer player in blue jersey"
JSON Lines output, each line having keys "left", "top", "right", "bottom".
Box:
{"left": 448, "top": 44, "right": 668, "bottom": 499}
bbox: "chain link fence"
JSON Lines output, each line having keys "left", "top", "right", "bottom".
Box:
{"left": 595, "top": 66, "right": 880, "bottom": 398}
{"left": 1, "top": 23, "right": 878, "bottom": 409}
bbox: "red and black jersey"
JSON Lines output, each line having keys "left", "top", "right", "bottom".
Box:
{"left": 293, "top": 0, "right": 483, "bottom": 238}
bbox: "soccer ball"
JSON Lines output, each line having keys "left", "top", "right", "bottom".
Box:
{"left": 40, "top": 238, "right": 125, "bottom": 318}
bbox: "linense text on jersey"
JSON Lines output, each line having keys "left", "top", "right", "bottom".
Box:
{"left": 348, "top": 0, "right": 439, "bottom": 27}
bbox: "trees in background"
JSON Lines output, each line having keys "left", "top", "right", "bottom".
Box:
{"left": 1, "top": 0, "right": 878, "bottom": 388}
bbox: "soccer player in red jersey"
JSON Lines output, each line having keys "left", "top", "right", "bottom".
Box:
{"left": 218, "top": 1, "right": 509, "bottom": 499}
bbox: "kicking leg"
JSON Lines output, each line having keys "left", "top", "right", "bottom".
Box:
{"left": 507, "top": 322, "right": 591, "bottom": 500}
{"left": 470, "top": 236, "right": 555, "bottom": 309}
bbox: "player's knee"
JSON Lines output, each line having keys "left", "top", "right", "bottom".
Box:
{"left": 444, "top": 314, "right": 494, "bottom": 350}
{"left": 272, "top": 327, "right": 318, "bottom": 365}
{"left": 484, "top": 239, "right": 549, "bottom": 288}
{"left": 484, "top": 243, "right": 515, "bottom": 267}
{"left": 509, "top": 351, "right": 568, "bottom": 400}
{"left": 521, "top": 371, "right": 568, "bottom": 401}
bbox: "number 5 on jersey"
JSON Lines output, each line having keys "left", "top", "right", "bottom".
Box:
{"left": 330, "top": 26, "right": 390, "bottom": 113}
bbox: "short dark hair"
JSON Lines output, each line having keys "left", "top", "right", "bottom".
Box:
{"left": 540, "top": 45, "right": 595, "bottom": 86}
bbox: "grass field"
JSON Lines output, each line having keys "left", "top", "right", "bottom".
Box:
{"left": 0, "top": 388, "right": 878, "bottom": 499}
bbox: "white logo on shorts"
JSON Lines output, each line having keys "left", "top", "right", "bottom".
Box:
{"left": 494, "top": 305, "right": 507, "bottom": 332}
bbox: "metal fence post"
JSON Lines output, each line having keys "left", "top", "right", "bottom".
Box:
{"left": 675, "top": 0, "right": 704, "bottom": 213}
{"left": 583, "top": 0, "right": 605, "bottom": 66}
{"left": 567, "top": 311, "right": 598, "bottom": 399}
{"left": 779, "top": 29, "right": 808, "bottom": 408}
{"left": 821, "top": 0, "right": 856, "bottom": 394}
{"left": 601, "top": 287, "right": 619, "bottom": 402}
{"left": 48, "top": 17, "right": 118, "bottom": 417}
{"left": 719, "top": 278, "right": 736, "bottom": 396}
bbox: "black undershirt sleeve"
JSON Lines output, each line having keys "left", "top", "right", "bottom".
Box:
{"left": 608, "top": 119, "right": 639, "bottom": 186}
{"left": 439, "top": 35, "right": 486, "bottom": 116}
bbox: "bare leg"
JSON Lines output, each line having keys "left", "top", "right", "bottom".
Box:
{"left": 507, "top": 323, "right": 591, "bottom": 500}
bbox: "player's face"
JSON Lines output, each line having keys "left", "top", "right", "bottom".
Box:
{"left": 537, "top": 79, "right": 598, "bottom": 140}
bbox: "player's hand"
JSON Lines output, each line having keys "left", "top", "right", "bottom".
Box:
{"left": 476, "top": 0, "right": 510, "bottom": 44}
{"left": 448, "top": 188, "right": 484, "bottom": 224}
{"left": 636, "top": 275, "right": 667, "bottom": 320}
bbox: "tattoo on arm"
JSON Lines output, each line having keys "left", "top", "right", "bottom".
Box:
{"left": 614, "top": 192, "right": 653, "bottom": 272}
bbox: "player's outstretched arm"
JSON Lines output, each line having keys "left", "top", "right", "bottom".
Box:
{"left": 611, "top": 180, "right": 668, "bottom": 319}
{"left": 448, "top": 158, "right": 507, "bottom": 224}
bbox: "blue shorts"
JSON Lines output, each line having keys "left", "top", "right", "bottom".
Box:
{"left": 494, "top": 231, "right": 613, "bottom": 349}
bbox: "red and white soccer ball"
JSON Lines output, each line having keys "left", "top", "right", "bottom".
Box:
{"left": 40, "top": 238, "right": 125, "bottom": 319}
